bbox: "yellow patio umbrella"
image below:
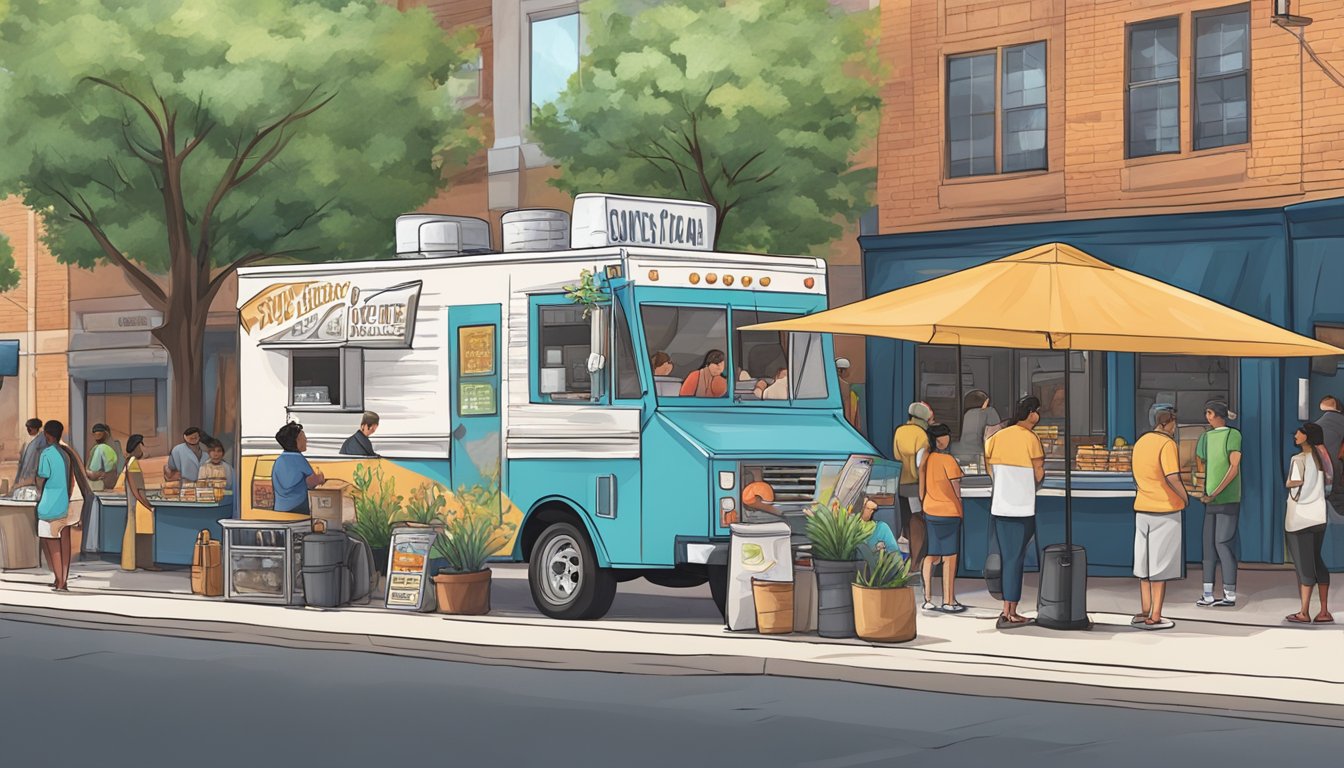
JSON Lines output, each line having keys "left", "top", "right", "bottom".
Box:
{"left": 746, "top": 242, "right": 1344, "bottom": 630}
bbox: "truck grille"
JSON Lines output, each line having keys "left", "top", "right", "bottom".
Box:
{"left": 759, "top": 465, "right": 817, "bottom": 502}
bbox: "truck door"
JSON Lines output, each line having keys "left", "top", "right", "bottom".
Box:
{"left": 448, "top": 304, "right": 504, "bottom": 516}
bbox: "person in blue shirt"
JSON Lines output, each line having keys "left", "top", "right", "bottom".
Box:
{"left": 272, "top": 422, "right": 324, "bottom": 516}
{"left": 858, "top": 494, "right": 902, "bottom": 554}
{"left": 35, "top": 420, "right": 73, "bottom": 591}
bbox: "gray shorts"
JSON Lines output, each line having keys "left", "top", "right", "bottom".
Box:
{"left": 1134, "top": 512, "right": 1182, "bottom": 581}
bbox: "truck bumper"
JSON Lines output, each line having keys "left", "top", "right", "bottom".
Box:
{"left": 675, "top": 537, "right": 729, "bottom": 567}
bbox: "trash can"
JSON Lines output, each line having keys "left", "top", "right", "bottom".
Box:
{"left": 726, "top": 522, "right": 793, "bottom": 631}
{"left": 301, "top": 531, "right": 350, "bottom": 608}
{"left": 1036, "top": 543, "right": 1090, "bottom": 630}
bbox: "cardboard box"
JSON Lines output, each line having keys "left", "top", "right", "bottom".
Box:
{"left": 308, "top": 479, "right": 353, "bottom": 529}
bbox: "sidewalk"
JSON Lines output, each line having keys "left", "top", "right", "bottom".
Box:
{"left": 2, "top": 560, "right": 1341, "bottom": 726}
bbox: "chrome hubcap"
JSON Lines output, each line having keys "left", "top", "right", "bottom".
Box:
{"left": 539, "top": 534, "right": 582, "bottom": 606}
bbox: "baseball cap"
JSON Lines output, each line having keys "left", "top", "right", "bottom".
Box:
{"left": 834, "top": 358, "right": 851, "bottom": 369}
{"left": 91, "top": 423, "right": 111, "bottom": 434}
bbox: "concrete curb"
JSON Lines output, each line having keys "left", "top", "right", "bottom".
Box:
{"left": 5, "top": 604, "right": 1342, "bottom": 729}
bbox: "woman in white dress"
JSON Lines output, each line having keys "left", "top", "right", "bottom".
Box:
{"left": 1285, "top": 423, "right": 1331, "bottom": 624}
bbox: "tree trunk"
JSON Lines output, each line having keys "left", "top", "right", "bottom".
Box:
{"left": 152, "top": 301, "right": 210, "bottom": 442}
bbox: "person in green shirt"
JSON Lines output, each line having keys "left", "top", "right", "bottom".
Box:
{"left": 86, "top": 423, "right": 120, "bottom": 492}
{"left": 1195, "top": 400, "right": 1242, "bottom": 607}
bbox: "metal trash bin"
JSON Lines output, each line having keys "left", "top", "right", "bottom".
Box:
{"left": 301, "top": 531, "right": 350, "bottom": 608}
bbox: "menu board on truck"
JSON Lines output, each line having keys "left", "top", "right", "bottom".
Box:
{"left": 384, "top": 529, "right": 438, "bottom": 611}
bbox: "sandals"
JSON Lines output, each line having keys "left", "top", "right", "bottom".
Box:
{"left": 1313, "top": 614, "right": 1335, "bottom": 624}
{"left": 939, "top": 602, "right": 968, "bottom": 614}
{"left": 995, "top": 614, "right": 1032, "bottom": 630}
{"left": 921, "top": 601, "right": 939, "bottom": 611}
{"left": 1131, "top": 614, "right": 1149, "bottom": 625}
{"left": 1142, "top": 618, "right": 1174, "bottom": 630}
{"left": 1286, "top": 613, "right": 1312, "bottom": 624}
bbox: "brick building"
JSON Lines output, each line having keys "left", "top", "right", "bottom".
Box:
{"left": 865, "top": 1, "right": 1344, "bottom": 572}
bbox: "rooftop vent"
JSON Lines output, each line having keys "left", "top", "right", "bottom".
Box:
{"left": 502, "top": 209, "right": 571, "bottom": 252}
{"left": 394, "top": 215, "right": 492, "bottom": 257}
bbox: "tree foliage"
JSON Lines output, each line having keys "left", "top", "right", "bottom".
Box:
{"left": 531, "top": 0, "right": 879, "bottom": 255}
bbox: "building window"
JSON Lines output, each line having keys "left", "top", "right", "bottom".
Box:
{"left": 947, "top": 52, "right": 996, "bottom": 178}
{"left": 947, "top": 43, "right": 1047, "bottom": 179}
{"left": 530, "top": 11, "right": 580, "bottom": 114}
{"left": 85, "top": 378, "right": 166, "bottom": 457}
{"left": 448, "top": 54, "right": 484, "bottom": 104}
{"left": 1193, "top": 8, "right": 1249, "bottom": 151}
{"left": 859, "top": 206, "right": 879, "bottom": 236}
{"left": 290, "top": 349, "right": 363, "bottom": 409}
{"left": 1127, "top": 18, "right": 1181, "bottom": 158}
{"left": 1002, "top": 42, "right": 1048, "bottom": 173}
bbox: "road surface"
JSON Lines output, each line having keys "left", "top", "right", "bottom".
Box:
{"left": 0, "top": 615, "right": 1337, "bottom": 767}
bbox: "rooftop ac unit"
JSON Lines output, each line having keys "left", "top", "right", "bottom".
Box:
{"left": 501, "top": 209, "right": 571, "bottom": 252}
{"left": 394, "top": 215, "right": 492, "bottom": 257}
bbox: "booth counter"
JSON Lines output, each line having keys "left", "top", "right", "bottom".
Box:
{"left": 0, "top": 498, "right": 39, "bottom": 570}
{"left": 95, "top": 493, "right": 232, "bottom": 566}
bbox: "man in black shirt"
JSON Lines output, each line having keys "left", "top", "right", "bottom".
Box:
{"left": 341, "top": 412, "right": 380, "bottom": 457}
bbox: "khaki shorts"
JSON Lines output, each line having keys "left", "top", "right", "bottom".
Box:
{"left": 1134, "top": 512, "right": 1182, "bottom": 582}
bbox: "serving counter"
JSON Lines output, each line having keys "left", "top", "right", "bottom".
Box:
{"left": 95, "top": 493, "right": 234, "bottom": 566}
{"left": 0, "top": 499, "right": 39, "bottom": 570}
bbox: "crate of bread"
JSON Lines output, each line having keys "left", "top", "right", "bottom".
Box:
{"left": 1075, "top": 445, "right": 1109, "bottom": 471}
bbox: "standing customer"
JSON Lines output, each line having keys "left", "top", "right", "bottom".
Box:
{"left": 1285, "top": 423, "right": 1331, "bottom": 624}
{"left": 35, "top": 421, "right": 73, "bottom": 591}
{"left": 120, "top": 435, "right": 159, "bottom": 571}
{"left": 984, "top": 396, "right": 1045, "bottom": 628}
{"left": 86, "top": 423, "right": 120, "bottom": 491}
{"left": 14, "top": 417, "right": 47, "bottom": 490}
{"left": 164, "top": 426, "right": 206, "bottom": 482}
{"left": 919, "top": 423, "right": 966, "bottom": 612}
{"left": 836, "top": 359, "right": 860, "bottom": 430}
{"left": 273, "top": 422, "right": 325, "bottom": 516}
{"left": 893, "top": 402, "right": 933, "bottom": 579}
{"left": 1316, "top": 395, "right": 1344, "bottom": 506}
{"left": 341, "top": 412, "right": 381, "bottom": 457}
{"left": 1129, "top": 405, "right": 1188, "bottom": 630}
{"left": 1195, "top": 401, "right": 1242, "bottom": 607}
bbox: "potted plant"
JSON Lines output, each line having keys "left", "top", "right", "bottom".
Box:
{"left": 852, "top": 548, "right": 916, "bottom": 643}
{"left": 431, "top": 481, "right": 516, "bottom": 616}
{"left": 805, "top": 501, "right": 875, "bottom": 638}
{"left": 563, "top": 268, "right": 609, "bottom": 318}
{"left": 347, "top": 463, "right": 401, "bottom": 575}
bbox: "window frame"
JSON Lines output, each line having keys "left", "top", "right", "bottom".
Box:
{"left": 530, "top": 294, "right": 609, "bottom": 406}
{"left": 526, "top": 6, "right": 583, "bottom": 122}
{"left": 1125, "top": 16, "right": 1183, "bottom": 159}
{"left": 287, "top": 348, "right": 364, "bottom": 412}
{"left": 945, "top": 41, "right": 1049, "bottom": 180}
{"left": 638, "top": 301, "right": 732, "bottom": 403}
{"left": 1191, "top": 5, "right": 1251, "bottom": 152}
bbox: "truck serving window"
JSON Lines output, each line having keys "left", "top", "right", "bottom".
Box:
{"left": 538, "top": 305, "right": 593, "bottom": 401}
{"left": 733, "top": 310, "right": 829, "bottom": 401}
{"left": 641, "top": 305, "right": 729, "bottom": 399}
{"left": 290, "top": 348, "right": 363, "bottom": 409}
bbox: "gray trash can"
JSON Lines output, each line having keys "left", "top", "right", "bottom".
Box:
{"left": 302, "top": 532, "right": 350, "bottom": 608}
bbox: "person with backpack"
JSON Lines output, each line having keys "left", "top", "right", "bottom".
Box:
{"left": 1195, "top": 401, "right": 1242, "bottom": 608}
{"left": 1285, "top": 423, "right": 1332, "bottom": 624}
{"left": 1129, "top": 404, "right": 1188, "bottom": 630}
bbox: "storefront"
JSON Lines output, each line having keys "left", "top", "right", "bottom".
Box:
{"left": 862, "top": 197, "right": 1344, "bottom": 575}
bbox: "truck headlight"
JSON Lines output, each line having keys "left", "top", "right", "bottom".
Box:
{"left": 720, "top": 497, "right": 736, "bottom": 512}
{"left": 719, "top": 497, "right": 737, "bottom": 527}
{"left": 718, "top": 471, "right": 735, "bottom": 490}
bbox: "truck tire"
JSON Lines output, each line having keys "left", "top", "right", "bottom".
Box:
{"left": 707, "top": 564, "right": 728, "bottom": 620}
{"left": 529, "top": 522, "right": 617, "bottom": 620}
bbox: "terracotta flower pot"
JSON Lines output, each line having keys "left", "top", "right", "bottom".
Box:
{"left": 751, "top": 578, "right": 794, "bottom": 634}
{"left": 433, "top": 569, "right": 491, "bottom": 615}
{"left": 851, "top": 584, "right": 917, "bottom": 643}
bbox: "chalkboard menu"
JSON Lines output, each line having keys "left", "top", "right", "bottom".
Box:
{"left": 459, "top": 382, "right": 497, "bottom": 416}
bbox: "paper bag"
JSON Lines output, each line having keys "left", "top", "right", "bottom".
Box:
{"left": 191, "top": 529, "right": 223, "bottom": 597}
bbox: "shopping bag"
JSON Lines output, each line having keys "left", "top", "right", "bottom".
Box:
{"left": 191, "top": 529, "right": 223, "bottom": 597}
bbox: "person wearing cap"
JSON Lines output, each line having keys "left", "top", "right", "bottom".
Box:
{"left": 1129, "top": 404, "right": 1187, "bottom": 630}
{"left": 120, "top": 434, "right": 159, "bottom": 572}
{"left": 893, "top": 402, "right": 934, "bottom": 578}
{"left": 836, "top": 359, "right": 859, "bottom": 430}
{"left": 1195, "top": 400, "right": 1241, "bottom": 607}
{"left": 86, "top": 423, "right": 120, "bottom": 492}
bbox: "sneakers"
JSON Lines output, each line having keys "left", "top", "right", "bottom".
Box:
{"left": 1196, "top": 594, "right": 1236, "bottom": 607}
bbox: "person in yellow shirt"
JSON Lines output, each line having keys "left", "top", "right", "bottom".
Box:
{"left": 984, "top": 396, "right": 1045, "bottom": 628}
{"left": 120, "top": 434, "right": 159, "bottom": 572}
{"left": 893, "top": 402, "right": 933, "bottom": 577}
{"left": 1130, "top": 405, "right": 1188, "bottom": 630}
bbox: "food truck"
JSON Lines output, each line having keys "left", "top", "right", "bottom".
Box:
{"left": 236, "top": 194, "right": 881, "bottom": 619}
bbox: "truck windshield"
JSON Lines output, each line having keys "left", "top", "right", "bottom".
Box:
{"left": 640, "top": 305, "right": 829, "bottom": 403}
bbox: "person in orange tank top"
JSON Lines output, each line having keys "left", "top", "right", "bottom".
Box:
{"left": 919, "top": 423, "right": 966, "bottom": 612}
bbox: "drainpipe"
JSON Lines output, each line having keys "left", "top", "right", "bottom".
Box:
{"left": 25, "top": 210, "right": 36, "bottom": 420}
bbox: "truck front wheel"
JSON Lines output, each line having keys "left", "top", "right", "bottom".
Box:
{"left": 528, "top": 522, "right": 617, "bottom": 620}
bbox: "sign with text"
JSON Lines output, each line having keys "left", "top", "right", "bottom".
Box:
{"left": 571, "top": 194, "right": 715, "bottom": 251}
{"left": 83, "top": 310, "right": 164, "bottom": 333}
{"left": 458, "top": 325, "right": 496, "bottom": 376}
{"left": 242, "top": 280, "right": 421, "bottom": 348}
{"left": 385, "top": 528, "right": 438, "bottom": 611}
{"left": 458, "top": 382, "right": 497, "bottom": 416}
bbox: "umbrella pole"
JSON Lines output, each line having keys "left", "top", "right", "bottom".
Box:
{"left": 1064, "top": 353, "right": 1072, "bottom": 553}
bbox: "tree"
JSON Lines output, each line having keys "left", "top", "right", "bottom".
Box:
{"left": 531, "top": 0, "right": 879, "bottom": 255}
{"left": 0, "top": 0, "right": 482, "bottom": 434}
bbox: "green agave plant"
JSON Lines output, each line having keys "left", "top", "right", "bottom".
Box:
{"left": 436, "top": 479, "right": 517, "bottom": 574}
{"left": 855, "top": 548, "right": 911, "bottom": 589}
{"left": 345, "top": 463, "right": 401, "bottom": 549}
{"left": 805, "top": 502, "right": 875, "bottom": 562}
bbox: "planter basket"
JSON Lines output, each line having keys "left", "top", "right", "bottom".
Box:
{"left": 433, "top": 569, "right": 491, "bottom": 615}
{"left": 751, "top": 579, "right": 794, "bottom": 634}
{"left": 852, "top": 584, "right": 917, "bottom": 643}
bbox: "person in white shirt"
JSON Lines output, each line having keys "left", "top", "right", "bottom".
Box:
{"left": 1285, "top": 423, "right": 1331, "bottom": 624}
{"left": 754, "top": 368, "right": 789, "bottom": 400}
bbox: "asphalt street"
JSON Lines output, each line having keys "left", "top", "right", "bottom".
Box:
{"left": 0, "top": 616, "right": 1339, "bottom": 768}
